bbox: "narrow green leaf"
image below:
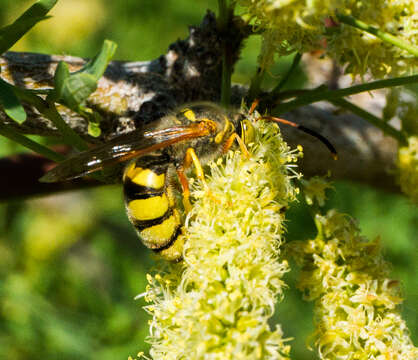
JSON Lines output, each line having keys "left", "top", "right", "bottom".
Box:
{"left": 0, "top": 123, "right": 64, "bottom": 162}
{"left": 337, "top": 13, "right": 418, "bottom": 57}
{"left": 331, "top": 98, "right": 407, "bottom": 144}
{"left": 273, "top": 75, "right": 418, "bottom": 115}
{"left": 0, "top": 0, "right": 58, "bottom": 54}
{"left": 0, "top": 79, "right": 26, "bottom": 123}
{"left": 50, "top": 61, "right": 70, "bottom": 101}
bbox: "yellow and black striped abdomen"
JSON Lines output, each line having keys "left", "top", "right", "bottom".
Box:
{"left": 123, "top": 154, "right": 184, "bottom": 261}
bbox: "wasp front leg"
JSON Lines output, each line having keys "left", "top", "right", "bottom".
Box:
{"left": 223, "top": 132, "right": 250, "bottom": 158}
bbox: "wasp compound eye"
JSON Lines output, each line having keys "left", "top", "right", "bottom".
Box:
{"left": 240, "top": 119, "right": 256, "bottom": 145}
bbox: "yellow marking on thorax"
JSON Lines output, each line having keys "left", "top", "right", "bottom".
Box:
{"left": 128, "top": 195, "right": 169, "bottom": 220}
{"left": 182, "top": 109, "right": 196, "bottom": 121}
{"left": 140, "top": 213, "right": 180, "bottom": 249}
{"left": 125, "top": 164, "right": 165, "bottom": 189}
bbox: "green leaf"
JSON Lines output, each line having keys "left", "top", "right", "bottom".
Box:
{"left": 0, "top": 0, "right": 58, "bottom": 54}
{"left": 88, "top": 120, "right": 101, "bottom": 138}
{"left": 0, "top": 79, "right": 26, "bottom": 123}
{"left": 59, "top": 73, "right": 97, "bottom": 110}
{"left": 51, "top": 40, "right": 117, "bottom": 110}
{"left": 79, "top": 105, "right": 102, "bottom": 138}
{"left": 78, "top": 40, "right": 117, "bottom": 81}
{"left": 49, "top": 61, "right": 70, "bottom": 102}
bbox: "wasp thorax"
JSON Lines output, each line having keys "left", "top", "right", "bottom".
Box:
{"left": 200, "top": 118, "right": 218, "bottom": 137}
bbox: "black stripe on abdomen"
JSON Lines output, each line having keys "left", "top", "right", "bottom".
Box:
{"left": 132, "top": 208, "right": 173, "bottom": 231}
{"left": 124, "top": 177, "right": 164, "bottom": 201}
{"left": 153, "top": 226, "right": 182, "bottom": 252}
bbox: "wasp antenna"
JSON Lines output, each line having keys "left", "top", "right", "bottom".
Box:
{"left": 298, "top": 125, "right": 338, "bottom": 160}
{"left": 260, "top": 116, "right": 338, "bottom": 159}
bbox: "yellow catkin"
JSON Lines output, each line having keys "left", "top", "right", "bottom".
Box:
{"left": 140, "top": 118, "right": 302, "bottom": 359}
{"left": 236, "top": 0, "right": 417, "bottom": 77}
{"left": 290, "top": 209, "right": 418, "bottom": 359}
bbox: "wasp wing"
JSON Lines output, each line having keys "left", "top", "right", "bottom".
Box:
{"left": 40, "top": 125, "right": 206, "bottom": 183}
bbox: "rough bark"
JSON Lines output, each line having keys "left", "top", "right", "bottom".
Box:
{"left": 0, "top": 12, "right": 401, "bottom": 199}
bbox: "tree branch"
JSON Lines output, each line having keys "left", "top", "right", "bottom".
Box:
{"left": 0, "top": 12, "right": 248, "bottom": 139}
{"left": 0, "top": 12, "right": 401, "bottom": 198}
{"left": 0, "top": 149, "right": 102, "bottom": 201}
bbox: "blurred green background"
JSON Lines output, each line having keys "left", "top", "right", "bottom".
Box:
{"left": 0, "top": 1, "right": 416, "bottom": 359}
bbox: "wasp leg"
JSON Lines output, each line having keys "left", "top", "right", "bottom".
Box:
{"left": 223, "top": 133, "right": 250, "bottom": 158}
{"left": 177, "top": 147, "right": 212, "bottom": 213}
{"left": 249, "top": 98, "right": 260, "bottom": 115}
{"left": 184, "top": 147, "right": 208, "bottom": 186}
{"left": 176, "top": 166, "right": 193, "bottom": 213}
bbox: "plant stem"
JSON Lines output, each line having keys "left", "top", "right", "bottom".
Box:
{"left": 336, "top": 14, "right": 418, "bottom": 57}
{"left": 220, "top": 54, "right": 232, "bottom": 107}
{"left": 12, "top": 86, "right": 88, "bottom": 151}
{"left": 0, "top": 124, "right": 65, "bottom": 162}
{"left": 217, "top": 0, "right": 228, "bottom": 28}
{"left": 331, "top": 98, "right": 407, "bottom": 144}
{"left": 248, "top": 67, "right": 265, "bottom": 102}
{"left": 44, "top": 101, "right": 88, "bottom": 151}
{"left": 273, "top": 74, "right": 418, "bottom": 114}
{"left": 218, "top": 0, "right": 232, "bottom": 107}
{"left": 270, "top": 52, "right": 302, "bottom": 96}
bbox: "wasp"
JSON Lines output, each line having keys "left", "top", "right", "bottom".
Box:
{"left": 41, "top": 103, "right": 256, "bottom": 261}
{"left": 41, "top": 103, "right": 336, "bottom": 261}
